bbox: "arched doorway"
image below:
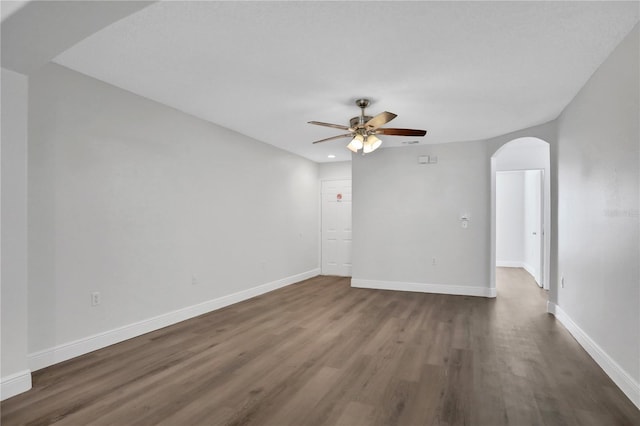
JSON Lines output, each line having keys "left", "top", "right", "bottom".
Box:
{"left": 490, "top": 137, "right": 551, "bottom": 294}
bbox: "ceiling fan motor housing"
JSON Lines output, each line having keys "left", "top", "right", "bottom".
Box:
{"left": 350, "top": 116, "right": 373, "bottom": 129}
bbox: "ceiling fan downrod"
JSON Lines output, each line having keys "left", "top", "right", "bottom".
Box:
{"left": 351, "top": 99, "right": 373, "bottom": 130}
{"left": 356, "top": 98, "right": 369, "bottom": 125}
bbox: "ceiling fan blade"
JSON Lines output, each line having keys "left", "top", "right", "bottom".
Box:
{"left": 312, "top": 133, "right": 354, "bottom": 144}
{"left": 376, "top": 128, "right": 427, "bottom": 137}
{"left": 365, "top": 111, "right": 397, "bottom": 129}
{"left": 308, "top": 121, "right": 350, "bottom": 131}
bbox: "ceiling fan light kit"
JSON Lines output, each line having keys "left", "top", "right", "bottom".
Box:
{"left": 309, "top": 98, "right": 427, "bottom": 155}
{"left": 346, "top": 134, "right": 364, "bottom": 152}
{"left": 363, "top": 135, "right": 382, "bottom": 154}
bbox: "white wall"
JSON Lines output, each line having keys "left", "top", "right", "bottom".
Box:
{"left": 27, "top": 64, "right": 319, "bottom": 366}
{"left": 351, "top": 141, "right": 493, "bottom": 297}
{"left": 495, "top": 139, "right": 551, "bottom": 171}
{"left": 318, "top": 161, "right": 351, "bottom": 180}
{"left": 1, "top": 68, "right": 32, "bottom": 399}
{"left": 351, "top": 120, "right": 557, "bottom": 299}
{"left": 496, "top": 171, "right": 525, "bottom": 266}
{"left": 555, "top": 24, "right": 639, "bottom": 405}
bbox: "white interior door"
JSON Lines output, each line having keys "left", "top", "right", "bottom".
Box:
{"left": 525, "top": 170, "right": 543, "bottom": 286}
{"left": 321, "top": 179, "right": 352, "bottom": 276}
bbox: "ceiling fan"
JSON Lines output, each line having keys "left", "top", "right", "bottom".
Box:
{"left": 309, "top": 99, "right": 427, "bottom": 154}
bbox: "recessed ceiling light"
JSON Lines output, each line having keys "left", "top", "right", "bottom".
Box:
{"left": 327, "top": 154, "right": 336, "bottom": 158}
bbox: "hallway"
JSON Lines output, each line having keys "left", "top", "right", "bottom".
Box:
{"left": 484, "top": 268, "right": 639, "bottom": 424}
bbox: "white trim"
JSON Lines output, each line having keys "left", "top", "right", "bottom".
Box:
{"left": 496, "top": 260, "right": 526, "bottom": 268}
{"left": 28, "top": 269, "right": 320, "bottom": 372}
{"left": 546, "top": 300, "right": 557, "bottom": 315}
{"left": 521, "top": 262, "right": 543, "bottom": 288}
{"left": 547, "top": 302, "right": 640, "bottom": 409}
{"left": 351, "top": 279, "right": 496, "bottom": 298}
{"left": 1, "top": 369, "right": 32, "bottom": 401}
{"left": 522, "top": 262, "right": 536, "bottom": 279}
{"left": 320, "top": 179, "right": 352, "bottom": 277}
{"left": 319, "top": 177, "right": 352, "bottom": 182}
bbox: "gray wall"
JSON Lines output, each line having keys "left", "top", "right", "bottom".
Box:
{"left": 352, "top": 140, "right": 491, "bottom": 294}
{"left": 351, "top": 120, "right": 556, "bottom": 297}
{"left": 557, "top": 24, "right": 639, "bottom": 390}
{"left": 1, "top": 68, "right": 32, "bottom": 397}
{"left": 27, "top": 64, "right": 319, "bottom": 356}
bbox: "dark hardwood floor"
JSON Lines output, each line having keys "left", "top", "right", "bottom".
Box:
{"left": 2, "top": 268, "right": 639, "bottom": 425}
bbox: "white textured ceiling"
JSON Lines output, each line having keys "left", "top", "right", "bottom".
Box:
{"left": 53, "top": 1, "right": 639, "bottom": 163}
{"left": 1, "top": 0, "right": 153, "bottom": 74}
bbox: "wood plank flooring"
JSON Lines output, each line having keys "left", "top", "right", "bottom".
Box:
{"left": 2, "top": 268, "right": 639, "bottom": 425}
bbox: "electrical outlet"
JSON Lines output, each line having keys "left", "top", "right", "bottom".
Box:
{"left": 191, "top": 276, "right": 198, "bottom": 286}
{"left": 91, "top": 291, "right": 101, "bottom": 306}
{"left": 561, "top": 277, "right": 565, "bottom": 288}
{"left": 432, "top": 257, "right": 437, "bottom": 266}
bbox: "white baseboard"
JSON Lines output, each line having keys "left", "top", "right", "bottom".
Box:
{"left": 496, "top": 260, "right": 525, "bottom": 268}
{"left": 1, "top": 369, "right": 32, "bottom": 401}
{"left": 521, "top": 263, "right": 543, "bottom": 287}
{"left": 547, "top": 301, "right": 640, "bottom": 409}
{"left": 28, "top": 269, "right": 320, "bottom": 372}
{"left": 522, "top": 262, "right": 535, "bottom": 277}
{"left": 351, "top": 278, "right": 496, "bottom": 298}
{"left": 546, "top": 300, "right": 557, "bottom": 315}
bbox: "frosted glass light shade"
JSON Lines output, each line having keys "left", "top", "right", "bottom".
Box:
{"left": 363, "top": 135, "right": 382, "bottom": 153}
{"left": 346, "top": 134, "right": 364, "bottom": 152}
